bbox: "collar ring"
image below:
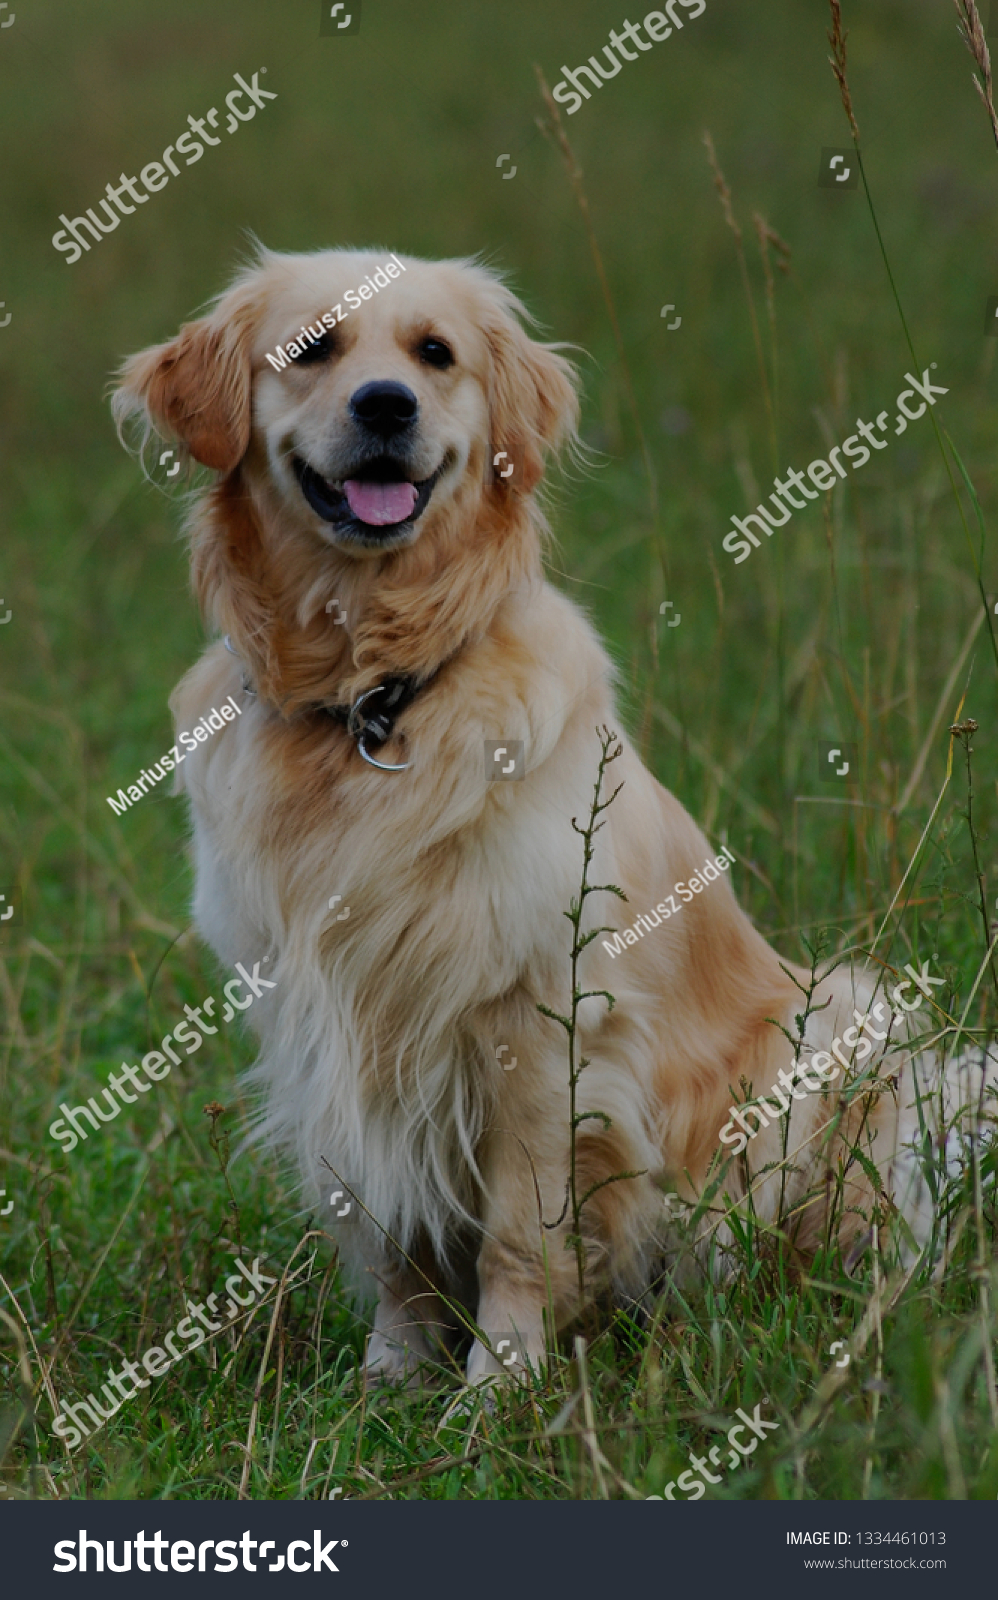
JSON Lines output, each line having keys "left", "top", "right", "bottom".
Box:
{"left": 348, "top": 685, "right": 411, "bottom": 773}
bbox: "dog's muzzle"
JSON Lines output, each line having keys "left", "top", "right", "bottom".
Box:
{"left": 292, "top": 455, "right": 440, "bottom": 540}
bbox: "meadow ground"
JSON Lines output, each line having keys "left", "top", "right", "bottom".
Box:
{"left": 2, "top": 0, "right": 998, "bottom": 1499}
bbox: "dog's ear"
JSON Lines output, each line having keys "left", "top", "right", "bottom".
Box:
{"left": 484, "top": 301, "right": 579, "bottom": 495}
{"left": 112, "top": 306, "right": 254, "bottom": 473}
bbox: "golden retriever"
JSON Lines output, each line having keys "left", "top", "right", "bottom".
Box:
{"left": 112, "top": 246, "right": 977, "bottom": 1386}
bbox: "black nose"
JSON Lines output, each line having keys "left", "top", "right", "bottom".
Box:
{"left": 349, "top": 380, "right": 418, "bottom": 437}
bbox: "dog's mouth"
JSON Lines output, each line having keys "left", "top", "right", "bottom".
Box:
{"left": 292, "top": 455, "right": 440, "bottom": 540}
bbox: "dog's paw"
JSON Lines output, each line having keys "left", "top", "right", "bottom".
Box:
{"left": 362, "top": 1332, "right": 433, "bottom": 1390}
{"left": 437, "top": 1376, "right": 500, "bottom": 1430}
{"left": 466, "top": 1334, "right": 539, "bottom": 1388}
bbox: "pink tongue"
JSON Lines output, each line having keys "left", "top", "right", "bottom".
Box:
{"left": 344, "top": 478, "right": 418, "bottom": 526}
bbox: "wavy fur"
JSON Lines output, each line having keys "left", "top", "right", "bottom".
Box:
{"left": 112, "top": 245, "right": 993, "bottom": 1385}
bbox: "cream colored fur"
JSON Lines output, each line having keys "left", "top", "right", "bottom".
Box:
{"left": 112, "top": 247, "right": 986, "bottom": 1387}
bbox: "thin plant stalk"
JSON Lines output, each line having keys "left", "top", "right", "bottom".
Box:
{"left": 948, "top": 717, "right": 998, "bottom": 998}
{"left": 534, "top": 67, "right": 683, "bottom": 766}
{"left": 752, "top": 211, "right": 790, "bottom": 471}
{"left": 827, "top": 0, "right": 998, "bottom": 677}
{"left": 704, "top": 142, "right": 787, "bottom": 793}
{"left": 534, "top": 69, "right": 660, "bottom": 538}
{"left": 703, "top": 132, "right": 776, "bottom": 470}
{"left": 204, "top": 1100, "right": 243, "bottom": 1255}
{"left": 953, "top": 0, "right": 998, "bottom": 150}
{"left": 972, "top": 1048, "right": 998, "bottom": 1428}
{"left": 537, "top": 727, "right": 645, "bottom": 1317}
{"left": 861, "top": 1214, "right": 883, "bottom": 1497}
{"left": 574, "top": 1335, "right": 609, "bottom": 1499}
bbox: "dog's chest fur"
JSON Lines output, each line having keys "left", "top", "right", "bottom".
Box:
{"left": 170, "top": 590, "right": 620, "bottom": 1265}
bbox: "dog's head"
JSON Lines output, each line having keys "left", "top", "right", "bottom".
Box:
{"left": 114, "top": 245, "right": 578, "bottom": 540}
{"left": 112, "top": 247, "right": 579, "bottom": 703}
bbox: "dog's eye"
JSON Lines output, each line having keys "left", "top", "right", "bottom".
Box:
{"left": 295, "top": 332, "right": 332, "bottom": 365}
{"left": 418, "top": 338, "right": 454, "bottom": 369}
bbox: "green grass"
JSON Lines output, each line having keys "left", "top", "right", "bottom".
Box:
{"left": 2, "top": 0, "right": 998, "bottom": 1499}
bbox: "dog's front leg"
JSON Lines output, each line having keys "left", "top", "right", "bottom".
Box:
{"left": 363, "top": 1265, "right": 453, "bottom": 1389}
{"left": 467, "top": 1128, "right": 579, "bottom": 1385}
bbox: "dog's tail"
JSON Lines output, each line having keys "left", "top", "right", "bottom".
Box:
{"left": 888, "top": 1038, "right": 998, "bottom": 1271}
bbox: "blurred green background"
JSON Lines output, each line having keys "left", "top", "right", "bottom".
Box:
{"left": 2, "top": 0, "right": 997, "bottom": 935}
{"left": 2, "top": 0, "right": 998, "bottom": 1499}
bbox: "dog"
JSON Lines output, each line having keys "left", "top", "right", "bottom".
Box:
{"left": 112, "top": 246, "right": 984, "bottom": 1386}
